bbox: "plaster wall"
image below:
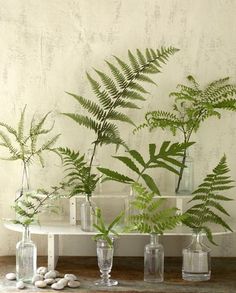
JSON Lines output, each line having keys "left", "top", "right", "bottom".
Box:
{"left": 0, "top": 0, "right": 236, "bottom": 257}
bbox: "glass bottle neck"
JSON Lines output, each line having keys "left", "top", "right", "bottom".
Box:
{"left": 150, "top": 234, "right": 159, "bottom": 245}
{"left": 21, "top": 162, "right": 30, "bottom": 191}
{"left": 22, "top": 226, "right": 31, "bottom": 242}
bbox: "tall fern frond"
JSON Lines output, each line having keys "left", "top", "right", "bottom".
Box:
{"left": 183, "top": 155, "right": 234, "bottom": 244}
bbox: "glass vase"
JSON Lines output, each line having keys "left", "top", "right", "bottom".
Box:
{"left": 86, "top": 148, "right": 102, "bottom": 194}
{"left": 16, "top": 226, "right": 37, "bottom": 283}
{"left": 15, "top": 162, "right": 30, "bottom": 202}
{"left": 80, "top": 196, "right": 97, "bottom": 232}
{"left": 175, "top": 153, "right": 193, "bottom": 195}
{"left": 182, "top": 229, "right": 211, "bottom": 281}
{"left": 144, "top": 234, "right": 164, "bottom": 283}
{"left": 94, "top": 238, "right": 118, "bottom": 287}
{"left": 124, "top": 187, "right": 135, "bottom": 227}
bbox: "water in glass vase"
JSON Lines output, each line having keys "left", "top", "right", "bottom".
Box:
{"left": 144, "top": 234, "right": 164, "bottom": 283}
{"left": 176, "top": 154, "right": 194, "bottom": 195}
{"left": 80, "top": 196, "right": 97, "bottom": 232}
{"left": 182, "top": 229, "right": 211, "bottom": 281}
{"left": 94, "top": 239, "right": 118, "bottom": 286}
{"left": 16, "top": 226, "right": 37, "bottom": 283}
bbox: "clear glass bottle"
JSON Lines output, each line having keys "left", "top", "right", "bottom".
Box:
{"left": 182, "top": 229, "right": 211, "bottom": 281}
{"left": 124, "top": 186, "right": 134, "bottom": 226}
{"left": 16, "top": 226, "right": 37, "bottom": 283}
{"left": 144, "top": 234, "right": 164, "bottom": 283}
{"left": 176, "top": 153, "right": 194, "bottom": 195}
{"left": 86, "top": 148, "right": 102, "bottom": 194}
{"left": 94, "top": 238, "right": 118, "bottom": 287}
{"left": 15, "top": 162, "right": 30, "bottom": 202}
{"left": 80, "top": 196, "right": 97, "bottom": 232}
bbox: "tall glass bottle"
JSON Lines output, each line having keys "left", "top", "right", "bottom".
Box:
{"left": 176, "top": 152, "right": 193, "bottom": 195}
{"left": 15, "top": 162, "right": 30, "bottom": 202}
{"left": 16, "top": 226, "right": 37, "bottom": 283}
{"left": 80, "top": 195, "right": 97, "bottom": 232}
{"left": 182, "top": 229, "right": 211, "bottom": 281}
{"left": 86, "top": 148, "right": 102, "bottom": 194}
{"left": 144, "top": 234, "right": 164, "bottom": 283}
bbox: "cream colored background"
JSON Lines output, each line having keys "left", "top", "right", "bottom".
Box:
{"left": 0, "top": 0, "right": 236, "bottom": 257}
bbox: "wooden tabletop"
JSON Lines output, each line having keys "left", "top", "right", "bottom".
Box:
{"left": 0, "top": 256, "right": 236, "bottom": 292}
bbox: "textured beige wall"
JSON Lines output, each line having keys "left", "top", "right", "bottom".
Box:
{"left": 0, "top": 0, "right": 236, "bottom": 257}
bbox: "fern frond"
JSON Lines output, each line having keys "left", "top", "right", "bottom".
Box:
{"left": 129, "top": 182, "right": 182, "bottom": 234}
{"left": 184, "top": 155, "right": 234, "bottom": 244}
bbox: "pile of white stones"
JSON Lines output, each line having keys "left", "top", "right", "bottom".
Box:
{"left": 5, "top": 267, "right": 80, "bottom": 290}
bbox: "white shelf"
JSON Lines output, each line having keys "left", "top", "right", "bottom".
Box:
{"left": 4, "top": 221, "right": 233, "bottom": 236}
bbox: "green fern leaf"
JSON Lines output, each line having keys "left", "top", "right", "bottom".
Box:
{"left": 106, "top": 110, "right": 135, "bottom": 126}
{"left": 62, "top": 113, "right": 99, "bottom": 132}
{"left": 98, "top": 167, "right": 134, "bottom": 183}
{"left": 94, "top": 69, "right": 119, "bottom": 97}
{"left": 113, "top": 156, "right": 140, "bottom": 175}
{"left": 66, "top": 92, "right": 105, "bottom": 121}
{"left": 141, "top": 173, "right": 160, "bottom": 195}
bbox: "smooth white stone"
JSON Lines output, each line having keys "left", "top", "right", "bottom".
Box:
{"left": 68, "top": 280, "right": 80, "bottom": 288}
{"left": 64, "top": 273, "right": 77, "bottom": 281}
{"left": 45, "top": 270, "right": 57, "bottom": 279}
{"left": 16, "top": 281, "right": 25, "bottom": 289}
{"left": 55, "top": 278, "right": 63, "bottom": 282}
{"left": 57, "top": 278, "right": 68, "bottom": 286}
{"left": 51, "top": 282, "right": 64, "bottom": 290}
{"left": 32, "top": 274, "right": 43, "bottom": 284}
{"left": 55, "top": 270, "right": 61, "bottom": 277}
{"left": 37, "top": 266, "right": 48, "bottom": 275}
{"left": 45, "top": 278, "right": 56, "bottom": 285}
{"left": 35, "top": 280, "right": 47, "bottom": 288}
{"left": 5, "top": 273, "right": 16, "bottom": 280}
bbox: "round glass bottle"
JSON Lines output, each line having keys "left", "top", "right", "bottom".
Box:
{"left": 144, "top": 234, "right": 164, "bottom": 283}
{"left": 16, "top": 226, "right": 37, "bottom": 283}
{"left": 182, "top": 229, "right": 211, "bottom": 281}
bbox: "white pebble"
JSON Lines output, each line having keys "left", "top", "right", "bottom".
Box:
{"left": 35, "top": 280, "right": 47, "bottom": 288}
{"left": 5, "top": 273, "right": 16, "bottom": 280}
{"left": 68, "top": 280, "right": 80, "bottom": 288}
{"left": 37, "top": 266, "right": 48, "bottom": 275}
{"left": 16, "top": 281, "right": 25, "bottom": 289}
{"left": 45, "top": 278, "right": 56, "bottom": 285}
{"left": 57, "top": 278, "right": 68, "bottom": 286}
{"left": 32, "top": 274, "right": 43, "bottom": 284}
{"left": 55, "top": 278, "right": 63, "bottom": 282}
{"left": 45, "top": 270, "right": 57, "bottom": 279}
{"left": 51, "top": 282, "right": 64, "bottom": 290}
{"left": 55, "top": 270, "right": 61, "bottom": 277}
{"left": 64, "top": 273, "right": 77, "bottom": 281}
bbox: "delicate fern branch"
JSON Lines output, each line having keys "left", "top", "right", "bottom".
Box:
{"left": 136, "top": 76, "right": 236, "bottom": 193}
{"left": 12, "top": 183, "right": 66, "bottom": 227}
{"left": 126, "top": 182, "right": 183, "bottom": 234}
{"left": 58, "top": 147, "right": 99, "bottom": 197}
{"left": 0, "top": 106, "right": 60, "bottom": 167}
{"left": 183, "top": 155, "right": 234, "bottom": 245}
